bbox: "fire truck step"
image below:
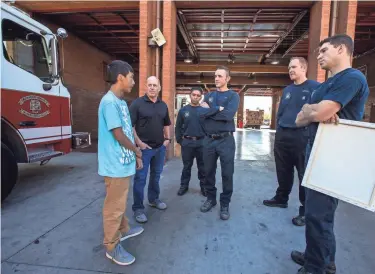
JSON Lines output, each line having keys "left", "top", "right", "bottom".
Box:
{"left": 29, "top": 151, "right": 64, "bottom": 163}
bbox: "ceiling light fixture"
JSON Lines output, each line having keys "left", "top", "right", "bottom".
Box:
{"left": 271, "top": 61, "right": 279, "bottom": 64}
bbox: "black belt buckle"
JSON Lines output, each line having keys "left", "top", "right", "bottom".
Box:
{"left": 184, "top": 136, "right": 203, "bottom": 140}
{"left": 209, "top": 132, "right": 231, "bottom": 139}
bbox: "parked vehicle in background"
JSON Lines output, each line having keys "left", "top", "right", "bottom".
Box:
{"left": 244, "top": 109, "right": 264, "bottom": 129}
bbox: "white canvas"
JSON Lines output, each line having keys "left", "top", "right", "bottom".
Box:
{"left": 302, "top": 119, "right": 375, "bottom": 212}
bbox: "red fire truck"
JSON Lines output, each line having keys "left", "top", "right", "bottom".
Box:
{"left": 1, "top": 3, "right": 91, "bottom": 201}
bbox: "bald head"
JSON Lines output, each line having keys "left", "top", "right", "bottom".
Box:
{"left": 146, "top": 76, "right": 161, "bottom": 100}
{"left": 147, "top": 76, "right": 160, "bottom": 85}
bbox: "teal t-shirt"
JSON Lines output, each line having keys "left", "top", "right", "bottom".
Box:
{"left": 98, "top": 91, "right": 136, "bottom": 178}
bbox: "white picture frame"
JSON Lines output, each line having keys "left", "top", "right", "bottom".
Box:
{"left": 302, "top": 119, "right": 375, "bottom": 212}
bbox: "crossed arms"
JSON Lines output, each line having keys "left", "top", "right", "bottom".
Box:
{"left": 295, "top": 100, "right": 341, "bottom": 127}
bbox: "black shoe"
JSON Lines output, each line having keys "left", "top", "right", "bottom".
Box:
{"left": 200, "top": 188, "right": 207, "bottom": 197}
{"left": 297, "top": 267, "right": 312, "bottom": 274}
{"left": 220, "top": 205, "right": 230, "bottom": 220}
{"left": 200, "top": 199, "right": 217, "bottom": 212}
{"left": 177, "top": 186, "right": 188, "bottom": 196}
{"left": 263, "top": 196, "right": 288, "bottom": 208}
{"left": 291, "top": 250, "right": 337, "bottom": 274}
{"left": 292, "top": 215, "right": 306, "bottom": 226}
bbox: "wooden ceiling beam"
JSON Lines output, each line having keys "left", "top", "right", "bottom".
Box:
{"left": 15, "top": 1, "right": 139, "bottom": 13}
{"left": 176, "top": 62, "right": 288, "bottom": 74}
{"left": 176, "top": 2, "right": 314, "bottom": 9}
{"left": 176, "top": 76, "right": 290, "bottom": 86}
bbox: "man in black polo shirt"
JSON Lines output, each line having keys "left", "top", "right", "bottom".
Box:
{"left": 175, "top": 87, "right": 206, "bottom": 196}
{"left": 130, "top": 76, "right": 172, "bottom": 223}
{"left": 199, "top": 66, "right": 240, "bottom": 220}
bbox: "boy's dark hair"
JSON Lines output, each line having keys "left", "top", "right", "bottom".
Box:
{"left": 107, "top": 60, "right": 134, "bottom": 84}
{"left": 190, "top": 87, "right": 203, "bottom": 94}
{"left": 319, "top": 34, "right": 354, "bottom": 55}
{"left": 216, "top": 65, "right": 230, "bottom": 77}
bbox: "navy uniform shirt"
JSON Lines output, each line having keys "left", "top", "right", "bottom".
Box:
{"left": 130, "top": 95, "right": 171, "bottom": 148}
{"left": 277, "top": 80, "right": 320, "bottom": 129}
{"left": 200, "top": 90, "right": 240, "bottom": 134}
{"left": 308, "top": 68, "right": 369, "bottom": 143}
{"left": 175, "top": 104, "right": 206, "bottom": 145}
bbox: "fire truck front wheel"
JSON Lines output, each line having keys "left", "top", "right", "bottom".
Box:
{"left": 1, "top": 142, "right": 18, "bottom": 202}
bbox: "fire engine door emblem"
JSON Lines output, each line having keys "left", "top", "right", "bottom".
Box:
{"left": 19, "top": 95, "right": 51, "bottom": 118}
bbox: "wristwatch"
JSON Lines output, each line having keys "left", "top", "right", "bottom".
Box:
{"left": 164, "top": 138, "right": 171, "bottom": 142}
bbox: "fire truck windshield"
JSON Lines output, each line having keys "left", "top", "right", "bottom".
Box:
{"left": 2, "top": 19, "right": 53, "bottom": 83}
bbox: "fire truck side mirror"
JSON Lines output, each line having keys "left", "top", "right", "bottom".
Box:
{"left": 57, "top": 28, "right": 68, "bottom": 39}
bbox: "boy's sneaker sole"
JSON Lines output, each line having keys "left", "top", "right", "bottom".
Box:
{"left": 106, "top": 253, "right": 135, "bottom": 266}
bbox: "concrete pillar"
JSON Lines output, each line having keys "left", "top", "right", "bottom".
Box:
{"left": 307, "top": 0, "right": 331, "bottom": 83}
{"left": 162, "top": 0, "right": 177, "bottom": 159}
{"left": 335, "top": 0, "right": 357, "bottom": 39}
{"left": 139, "top": 1, "right": 157, "bottom": 96}
{"left": 237, "top": 92, "right": 245, "bottom": 128}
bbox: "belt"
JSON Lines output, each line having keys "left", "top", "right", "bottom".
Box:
{"left": 279, "top": 126, "right": 308, "bottom": 131}
{"left": 183, "top": 135, "right": 204, "bottom": 140}
{"left": 207, "top": 132, "right": 232, "bottom": 139}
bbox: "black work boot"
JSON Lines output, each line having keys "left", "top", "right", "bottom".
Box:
{"left": 291, "top": 250, "right": 337, "bottom": 274}
{"left": 297, "top": 267, "right": 312, "bottom": 274}
{"left": 220, "top": 205, "right": 230, "bottom": 220}
{"left": 263, "top": 196, "right": 288, "bottom": 208}
{"left": 292, "top": 215, "right": 306, "bottom": 226}
{"left": 200, "top": 199, "right": 217, "bottom": 212}
{"left": 177, "top": 186, "right": 188, "bottom": 196}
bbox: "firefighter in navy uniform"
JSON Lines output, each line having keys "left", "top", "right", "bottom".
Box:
{"left": 263, "top": 57, "right": 320, "bottom": 227}
{"left": 292, "top": 34, "right": 369, "bottom": 274}
{"left": 175, "top": 87, "right": 207, "bottom": 196}
{"left": 199, "top": 66, "right": 240, "bottom": 221}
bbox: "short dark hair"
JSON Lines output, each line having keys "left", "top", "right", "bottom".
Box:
{"left": 216, "top": 65, "right": 230, "bottom": 77}
{"left": 290, "top": 57, "right": 308, "bottom": 70}
{"left": 190, "top": 87, "right": 203, "bottom": 94}
{"left": 319, "top": 34, "right": 354, "bottom": 55}
{"left": 107, "top": 60, "right": 134, "bottom": 84}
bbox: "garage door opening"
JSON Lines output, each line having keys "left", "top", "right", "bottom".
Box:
{"left": 244, "top": 95, "right": 272, "bottom": 130}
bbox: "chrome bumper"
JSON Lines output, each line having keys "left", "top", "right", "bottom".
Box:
{"left": 72, "top": 132, "right": 91, "bottom": 149}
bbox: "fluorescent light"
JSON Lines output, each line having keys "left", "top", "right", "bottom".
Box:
{"left": 271, "top": 61, "right": 279, "bottom": 64}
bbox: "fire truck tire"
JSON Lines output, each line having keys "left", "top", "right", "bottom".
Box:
{"left": 1, "top": 142, "right": 18, "bottom": 202}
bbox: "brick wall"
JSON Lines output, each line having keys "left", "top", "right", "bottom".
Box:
{"left": 353, "top": 51, "right": 375, "bottom": 122}
{"left": 307, "top": 0, "right": 331, "bottom": 83}
{"left": 32, "top": 16, "right": 139, "bottom": 142}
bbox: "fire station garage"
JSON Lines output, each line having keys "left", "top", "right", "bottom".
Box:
{"left": 13, "top": 1, "right": 375, "bottom": 158}
{"left": 2, "top": 1, "right": 375, "bottom": 274}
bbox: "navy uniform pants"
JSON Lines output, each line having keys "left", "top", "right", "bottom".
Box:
{"left": 274, "top": 127, "right": 308, "bottom": 215}
{"left": 203, "top": 134, "right": 235, "bottom": 206}
{"left": 304, "top": 142, "right": 337, "bottom": 274}
{"left": 180, "top": 139, "right": 205, "bottom": 188}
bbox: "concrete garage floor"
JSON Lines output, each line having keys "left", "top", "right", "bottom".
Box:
{"left": 1, "top": 129, "right": 374, "bottom": 274}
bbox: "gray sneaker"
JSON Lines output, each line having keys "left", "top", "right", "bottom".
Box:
{"left": 134, "top": 210, "right": 148, "bottom": 223}
{"left": 106, "top": 243, "right": 135, "bottom": 266}
{"left": 149, "top": 199, "right": 167, "bottom": 210}
{"left": 121, "top": 226, "right": 144, "bottom": 241}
